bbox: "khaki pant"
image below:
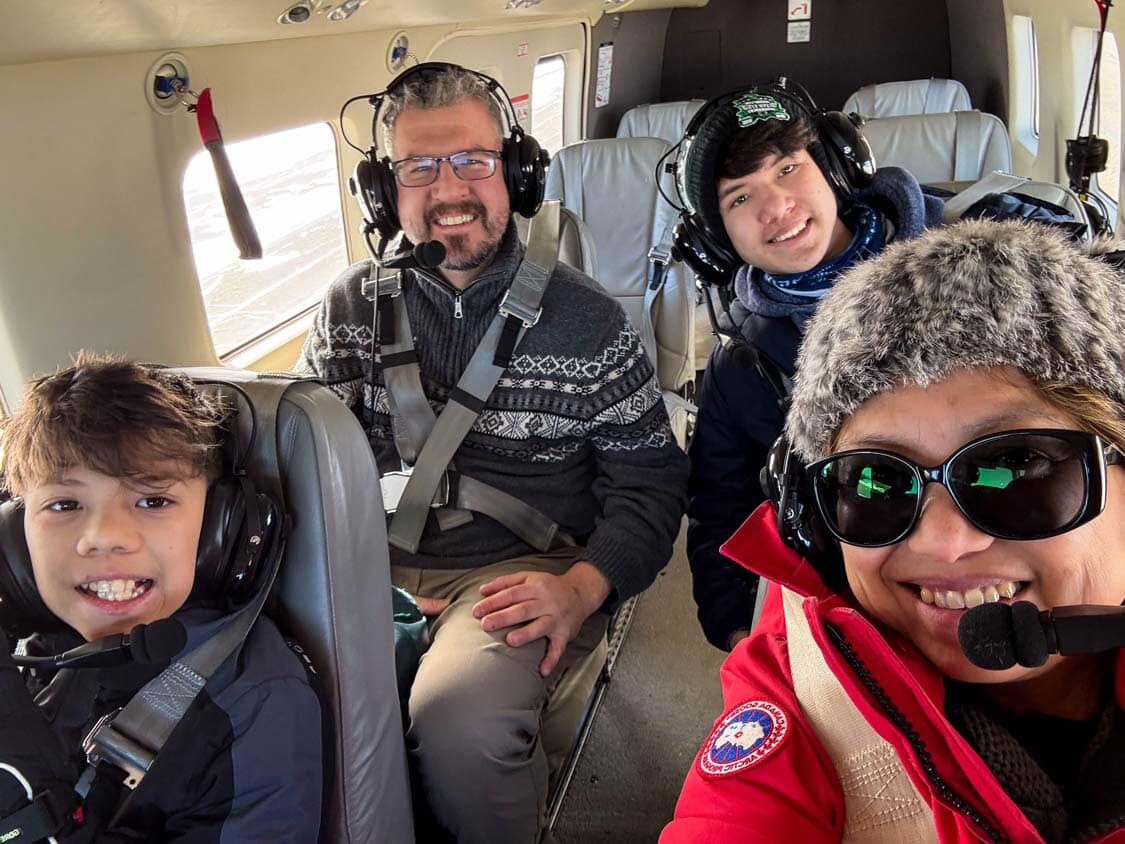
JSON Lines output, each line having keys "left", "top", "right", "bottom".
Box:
{"left": 392, "top": 547, "right": 609, "bottom": 844}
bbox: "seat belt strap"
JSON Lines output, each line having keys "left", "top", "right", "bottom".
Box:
{"left": 453, "top": 474, "right": 571, "bottom": 551}
{"left": 953, "top": 110, "right": 982, "bottom": 182}
{"left": 388, "top": 202, "right": 561, "bottom": 554}
{"left": 84, "top": 376, "right": 295, "bottom": 798}
{"left": 942, "top": 170, "right": 1029, "bottom": 223}
{"left": 857, "top": 84, "right": 876, "bottom": 117}
{"left": 781, "top": 587, "right": 935, "bottom": 842}
{"left": 366, "top": 270, "right": 436, "bottom": 466}
{"left": 924, "top": 78, "right": 945, "bottom": 113}
{"left": 642, "top": 225, "right": 674, "bottom": 372}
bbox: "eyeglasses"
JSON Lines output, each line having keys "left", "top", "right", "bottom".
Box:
{"left": 808, "top": 429, "right": 1124, "bottom": 547}
{"left": 390, "top": 149, "right": 502, "bottom": 187}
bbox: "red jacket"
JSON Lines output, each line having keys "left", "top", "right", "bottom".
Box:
{"left": 661, "top": 503, "right": 1125, "bottom": 844}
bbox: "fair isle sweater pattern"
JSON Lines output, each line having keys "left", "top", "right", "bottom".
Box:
{"left": 299, "top": 225, "right": 688, "bottom": 599}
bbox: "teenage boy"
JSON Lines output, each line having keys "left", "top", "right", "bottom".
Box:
{"left": 683, "top": 85, "right": 947, "bottom": 653}
{"left": 684, "top": 85, "right": 1075, "bottom": 653}
{"left": 0, "top": 354, "right": 322, "bottom": 842}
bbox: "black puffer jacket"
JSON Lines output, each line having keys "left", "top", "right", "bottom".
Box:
{"left": 686, "top": 166, "right": 942, "bottom": 650}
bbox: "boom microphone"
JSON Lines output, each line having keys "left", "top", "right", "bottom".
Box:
{"left": 376, "top": 229, "right": 446, "bottom": 271}
{"left": 11, "top": 618, "right": 187, "bottom": 670}
{"left": 957, "top": 600, "right": 1125, "bottom": 670}
{"left": 413, "top": 239, "right": 446, "bottom": 269}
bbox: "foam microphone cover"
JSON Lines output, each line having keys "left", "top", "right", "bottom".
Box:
{"left": 957, "top": 601, "right": 1017, "bottom": 670}
{"left": 1010, "top": 600, "right": 1049, "bottom": 667}
{"left": 129, "top": 618, "right": 188, "bottom": 665}
{"left": 413, "top": 240, "right": 446, "bottom": 269}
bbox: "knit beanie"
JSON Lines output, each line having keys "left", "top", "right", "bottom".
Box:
{"left": 786, "top": 219, "right": 1125, "bottom": 460}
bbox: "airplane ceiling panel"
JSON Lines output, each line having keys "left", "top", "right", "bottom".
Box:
{"left": 0, "top": 0, "right": 704, "bottom": 67}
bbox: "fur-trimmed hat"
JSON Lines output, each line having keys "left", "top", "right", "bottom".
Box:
{"left": 786, "top": 219, "right": 1125, "bottom": 460}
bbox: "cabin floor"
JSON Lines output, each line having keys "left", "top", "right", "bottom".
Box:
{"left": 553, "top": 519, "right": 727, "bottom": 841}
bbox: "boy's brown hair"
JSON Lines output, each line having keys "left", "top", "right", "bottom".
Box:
{"left": 1, "top": 352, "right": 225, "bottom": 494}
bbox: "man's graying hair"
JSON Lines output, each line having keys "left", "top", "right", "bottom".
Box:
{"left": 382, "top": 65, "right": 507, "bottom": 157}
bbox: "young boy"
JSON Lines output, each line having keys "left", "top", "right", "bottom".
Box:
{"left": 0, "top": 354, "right": 322, "bottom": 842}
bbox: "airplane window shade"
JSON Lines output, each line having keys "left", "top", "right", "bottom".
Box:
{"left": 531, "top": 55, "right": 566, "bottom": 155}
{"left": 182, "top": 123, "right": 347, "bottom": 359}
{"left": 1012, "top": 15, "right": 1040, "bottom": 155}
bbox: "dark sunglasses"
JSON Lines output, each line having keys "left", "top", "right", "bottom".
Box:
{"left": 807, "top": 429, "right": 1124, "bottom": 547}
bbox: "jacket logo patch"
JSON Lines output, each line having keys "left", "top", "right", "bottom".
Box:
{"left": 698, "top": 700, "right": 788, "bottom": 778}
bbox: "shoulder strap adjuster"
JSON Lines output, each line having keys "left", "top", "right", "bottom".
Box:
{"left": 82, "top": 710, "right": 147, "bottom": 791}
{"left": 498, "top": 290, "right": 542, "bottom": 328}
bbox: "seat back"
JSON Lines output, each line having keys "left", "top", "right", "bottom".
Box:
{"left": 861, "top": 110, "right": 1012, "bottom": 183}
{"left": 615, "top": 100, "right": 706, "bottom": 145}
{"left": 843, "top": 78, "right": 971, "bottom": 118}
{"left": 181, "top": 368, "right": 414, "bottom": 844}
{"left": 545, "top": 137, "right": 695, "bottom": 397}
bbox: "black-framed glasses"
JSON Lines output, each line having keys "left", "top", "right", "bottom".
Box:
{"left": 808, "top": 429, "right": 1124, "bottom": 547}
{"left": 390, "top": 149, "right": 502, "bottom": 187}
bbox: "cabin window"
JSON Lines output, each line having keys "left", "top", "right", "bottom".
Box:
{"left": 531, "top": 55, "right": 566, "bottom": 155}
{"left": 182, "top": 123, "right": 347, "bottom": 360}
{"left": 1012, "top": 15, "right": 1040, "bottom": 155}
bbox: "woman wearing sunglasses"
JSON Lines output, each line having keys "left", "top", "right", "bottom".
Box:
{"left": 662, "top": 219, "right": 1125, "bottom": 843}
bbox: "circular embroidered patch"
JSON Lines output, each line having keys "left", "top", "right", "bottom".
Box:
{"left": 698, "top": 700, "right": 788, "bottom": 778}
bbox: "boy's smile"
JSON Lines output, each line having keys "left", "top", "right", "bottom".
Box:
{"left": 23, "top": 462, "right": 207, "bottom": 640}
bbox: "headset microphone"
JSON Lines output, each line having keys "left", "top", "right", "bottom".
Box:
{"left": 958, "top": 600, "right": 1125, "bottom": 670}
{"left": 372, "top": 228, "right": 446, "bottom": 272}
{"left": 412, "top": 239, "right": 446, "bottom": 270}
{"left": 11, "top": 618, "right": 187, "bottom": 670}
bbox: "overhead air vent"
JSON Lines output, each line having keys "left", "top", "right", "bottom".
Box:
{"left": 146, "top": 53, "right": 192, "bottom": 116}
{"left": 278, "top": 0, "right": 368, "bottom": 25}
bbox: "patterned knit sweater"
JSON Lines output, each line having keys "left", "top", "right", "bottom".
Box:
{"left": 299, "top": 223, "right": 689, "bottom": 599}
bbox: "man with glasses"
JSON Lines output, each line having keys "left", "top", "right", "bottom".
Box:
{"left": 301, "top": 64, "right": 688, "bottom": 844}
{"left": 663, "top": 219, "right": 1125, "bottom": 842}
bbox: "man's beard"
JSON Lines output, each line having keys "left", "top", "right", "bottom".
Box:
{"left": 424, "top": 200, "right": 506, "bottom": 272}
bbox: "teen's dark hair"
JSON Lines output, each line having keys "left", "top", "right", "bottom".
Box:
{"left": 720, "top": 115, "right": 819, "bottom": 181}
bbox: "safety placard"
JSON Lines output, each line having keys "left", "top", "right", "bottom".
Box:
{"left": 595, "top": 42, "right": 614, "bottom": 108}
{"left": 511, "top": 93, "right": 530, "bottom": 125}
{"left": 787, "top": 0, "right": 811, "bottom": 20}
{"left": 787, "top": 21, "right": 811, "bottom": 42}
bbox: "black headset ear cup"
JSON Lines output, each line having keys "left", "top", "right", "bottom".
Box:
{"left": 194, "top": 477, "right": 246, "bottom": 602}
{"left": 351, "top": 155, "right": 400, "bottom": 238}
{"left": 0, "top": 500, "right": 64, "bottom": 639}
{"left": 195, "top": 476, "right": 280, "bottom": 607}
{"left": 765, "top": 436, "right": 846, "bottom": 592}
{"left": 814, "top": 111, "right": 876, "bottom": 195}
{"left": 673, "top": 215, "right": 741, "bottom": 285}
{"left": 503, "top": 130, "right": 548, "bottom": 218}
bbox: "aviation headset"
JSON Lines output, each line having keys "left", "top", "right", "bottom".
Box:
{"left": 761, "top": 433, "right": 848, "bottom": 593}
{"left": 348, "top": 61, "right": 550, "bottom": 240}
{"left": 0, "top": 379, "right": 282, "bottom": 640}
{"left": 669, "top": 79, "right": 876, "bottom": 286}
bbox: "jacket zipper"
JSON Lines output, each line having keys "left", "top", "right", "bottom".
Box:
{"left": 825, "top": 622, "right": 1007, "bottom": 843}
{"left": 453, "top": 292, "right": 463, "bottom": 319}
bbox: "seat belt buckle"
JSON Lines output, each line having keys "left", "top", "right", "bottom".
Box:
{"left": 380, "top": 466, "right": 452, "bottom": 513}
{"left": 361, "top": 271, "right": 403, "bottom": 301}
{"left": 498, "top": 290, "right": 542, "bottom": 327}
{"left": 648, "top": 243, "right": 672, "bottom": 267}
{"left": 647, "top": 244, "right": 672, "bottom": 291}
{"left": 83, "top": 710, "right": 151, "bottom": 791}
